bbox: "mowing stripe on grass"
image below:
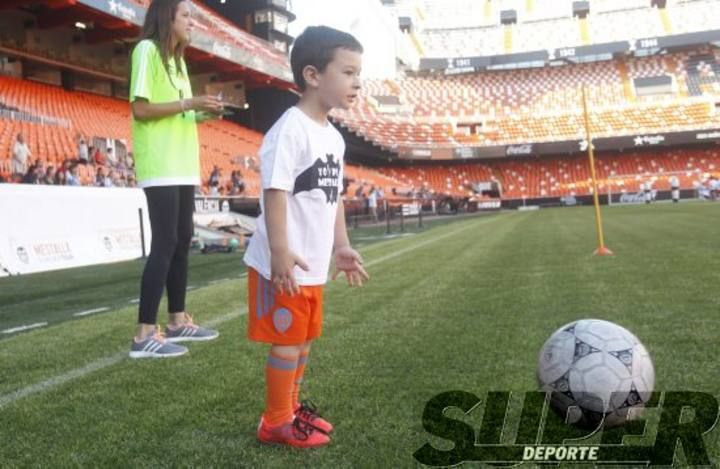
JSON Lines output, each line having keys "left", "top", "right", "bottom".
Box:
{"left": 0, "top": 218, "right": 481, "bottom": 409}
{"left": 210, "top": 278, "right": 231, "bottom": 285}
{"left": 73, "top": 307, "right": 111, "bottom": 317}
{"left": 362, "top": 223, "right": 473, "bottom": 268}
{"left": 0, "top": 311, "right": 241, "bottom": 409}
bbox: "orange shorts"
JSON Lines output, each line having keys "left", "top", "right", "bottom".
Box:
{"left": 247, "top": 268, "right": 324, "bottom": 345}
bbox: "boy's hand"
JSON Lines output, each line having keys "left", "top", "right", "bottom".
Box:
{"left": 332, "top": 246, "right": 369, "bottom": 287}
{"left": 271, "top": 249, "right": 309, "bottom": 296}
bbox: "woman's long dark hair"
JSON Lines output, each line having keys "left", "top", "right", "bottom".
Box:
{"left": 137, "top": 0, "right": 188, "bottom": 78}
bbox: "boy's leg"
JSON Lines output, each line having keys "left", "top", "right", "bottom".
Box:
{"left": 292, "top": 341, "right": 311, "bottom": 409}
{"left": 291, "top": 339, "right": 334, "bottom": 434}
{"left": 264, "top": 344, "right": 301, "bottom": 425}
{"left": 291, "top": 287, "right": 334, "bottom": 434}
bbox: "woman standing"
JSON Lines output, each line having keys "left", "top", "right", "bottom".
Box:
{"left": 129, "top": 0, "right": 223, "bottom": 358}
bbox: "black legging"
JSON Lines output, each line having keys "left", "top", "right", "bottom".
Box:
{"left": 138, "top": 185, "right": 195, "bottom": 325}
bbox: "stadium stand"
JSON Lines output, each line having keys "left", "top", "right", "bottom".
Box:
{"left": 376, "top": 148, "right": 720, "bottom": 199}
{"left": 406, "top": 0, "right": 716, "bottom": 57}
{"left": 2, "top": 0, "right": 720, "bottom": 204}
{"left": 128, "top": 0, "right": 289, "bottom": 67}
{"left": 0, "top": 75, "right": 264, "bottom": 192}
{"left": 331, "top": 49, "right": 720, "bottom": 149}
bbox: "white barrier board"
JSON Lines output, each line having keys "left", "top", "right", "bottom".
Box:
{"left": 0, "top": 184, "right": 151, "bottom": 276}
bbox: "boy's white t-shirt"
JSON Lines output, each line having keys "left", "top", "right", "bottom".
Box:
{"left": 243, "top": 107, "right": 345, "bottom": 285}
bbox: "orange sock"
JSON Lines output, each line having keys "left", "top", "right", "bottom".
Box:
{"left": 291, "top": 350, "right": 310, "bottom": 409}
{"left": 264, "top": 353, "right": 298, "bottom": 426}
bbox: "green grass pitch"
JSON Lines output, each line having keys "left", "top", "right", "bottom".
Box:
{"left": 1, "top": 202, "right": 719, "bottom": 467}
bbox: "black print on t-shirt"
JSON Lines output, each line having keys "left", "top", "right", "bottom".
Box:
{"left": 292, "top": 154, "right": 340, "bottom": 204}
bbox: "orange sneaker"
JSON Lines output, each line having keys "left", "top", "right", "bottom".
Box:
{"left": 294, "top": 400, "right": 334, "bottom": 434}
{"left": 257, "top": 416, "right": 331, "bottom": 448}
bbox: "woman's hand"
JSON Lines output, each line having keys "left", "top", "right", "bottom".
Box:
{"left": 187, "top": 95, "right": 224, "bottom": 114}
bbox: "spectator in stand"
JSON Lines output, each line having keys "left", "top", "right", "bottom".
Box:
{"left": 231, "top": 169, "right": 245, "bottom": 195}
{"left": 209, "top": 164, "right": 221, "bottom": 187}
{"left": 54, "top": 168, "right": 67, "bottom": 185}
{"left": 66, "top": 165, "right": 81, "bottom": 186}
{"left": 11, "top": 133, "right": 31, "bottom": 179}
{"left": 22, "top": 159, "right": 43, "bottom": 184}
{"left": 106, "top": 147, "right": 117, "bottom": 168}
{"left": 78, "top": 137, "right": 89, "bottom": 164}
{"left": 116, "top": 153, "right": 128, "bottom": 174}
{"left": 354, "top": 183, "right": 364, "bottom": 199}
{"left": 96, "top": 166, "right": 106, "bottom": 186}
{"left": 34, "top": 160, "right": 47, "bottom": 184}
{"left": 105, "top": 169, "right": 118, "bottom": 187}
{"left": 127, "top": 174, "right": 137, "bottom": 188}
{"left": 58, "top": 158, "right": 73, "bottom": 178}
{"left": 368, "top": 185, "right": 379, "bottom": 222}
{"left": 670, "top": 175, "right": 680, "bottom": 203}
{"left": 93, "top": 147, "right": 105, "bottom": 166}
{"left": 43, "top": 166, "right": 56, "bottom": 185}
{"left": 709, "top": 176, "right": 719, "bottom": 200}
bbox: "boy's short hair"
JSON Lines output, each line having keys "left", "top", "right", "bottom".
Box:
{"left": 290, "top": 26, "right": 363, "bottom": 91}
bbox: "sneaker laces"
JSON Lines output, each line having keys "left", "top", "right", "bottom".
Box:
{"left": 291, "top": 417, "right": 315, "bottom": 441}
{"left": 183, "top": 312, "right": 199, "bottom": 330}
{"left": 151, "top": 325, "right": 166, "bottom": 343}
{"left": 167, "top": 313, "right": 199, "bottom": 332}
{"left": 297, "top": 400, "right": 323, "bottom": 423}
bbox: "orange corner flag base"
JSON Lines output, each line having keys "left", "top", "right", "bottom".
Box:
{"left": 593, "top": 246, "right": 614, "bottom": 256}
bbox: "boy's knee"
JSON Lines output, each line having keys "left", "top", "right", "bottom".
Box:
{"left": 270, "top": 343, "right": 303, "bottom": 359}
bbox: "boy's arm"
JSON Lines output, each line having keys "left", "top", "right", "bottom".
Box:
{"left": 332, "top": 199, "right": 369, "bottom": 286}
{"left": 265, "top": 188, "right": 308, "bottom": 296}
{"left": 333, "top": 198, "right": 351, "bottom": 251}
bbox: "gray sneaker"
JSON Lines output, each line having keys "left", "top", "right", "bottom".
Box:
{"left": 129, "top": 330, "right": 188, "bottom": 359}
{"left": 164, "top": 315, "right": 219, "bottom": 343}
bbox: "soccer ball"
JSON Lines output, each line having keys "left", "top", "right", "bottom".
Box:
{"left": 227, "top": 237, "right": 240, "bottom": 251}
{"left": 537, "top": 319, "right": 655, "bottom": 428}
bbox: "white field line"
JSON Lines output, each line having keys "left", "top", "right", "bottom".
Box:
{"left": 73, "top": 307, "right": 111, "bottom": 317}
{"left": 2, "top": 323, "right": 48, "bottom": 334}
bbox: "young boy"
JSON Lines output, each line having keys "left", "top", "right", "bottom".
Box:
{"left": 243, "top": 26, "right": 369, "bottom": 448}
